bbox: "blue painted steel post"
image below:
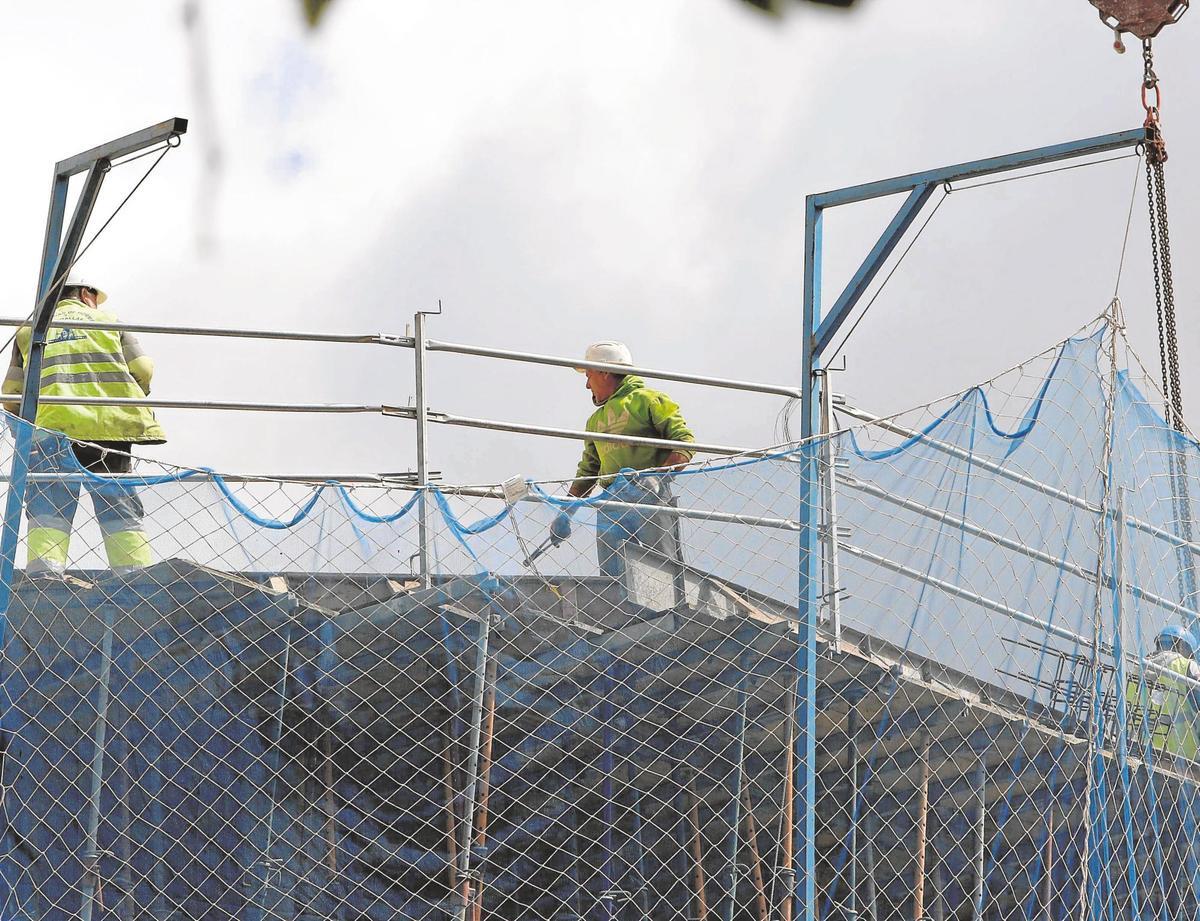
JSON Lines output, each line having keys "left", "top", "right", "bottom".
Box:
{"left": 0, "top": 162, "right": 105, "bottom": 617}
{"left": 794, "top": 124, "right": 1150, "bottom": 921}
{"left": 796, "top": 192, "right": 823, "bottom": 921}
{"left": 0, "top": 117, "right": 186, "bottom": 616}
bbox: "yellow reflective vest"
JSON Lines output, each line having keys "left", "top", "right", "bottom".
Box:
{"left": 2, "top": 299, "right": 165, "bottom": 443}
{"left": 1126, "top": 651, "right": 1200, "bottom": 761}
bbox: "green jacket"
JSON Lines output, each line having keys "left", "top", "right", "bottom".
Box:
{"left": 3, "top": 299, "right": 165, "bottom": 444}
{"left": 574, "top": 376, "right": 694, "bottom": 489}
{"left": 1126, "top": 651, "right": 1200, "bottom": 761}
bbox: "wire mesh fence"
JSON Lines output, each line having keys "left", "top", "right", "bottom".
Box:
{"left": 1, "top": 312, "right": 1199, "bottom": 920}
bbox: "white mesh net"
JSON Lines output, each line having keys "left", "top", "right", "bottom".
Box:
{"left": 1, "top": 311, "right": 1198, "bottom": 921}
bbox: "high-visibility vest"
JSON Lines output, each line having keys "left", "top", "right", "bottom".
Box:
{"left": 1126, "top": 651, "right": 1200, "bottom": 761}
{"left": 14, "top": 300, "right": 165, "bottom": 443}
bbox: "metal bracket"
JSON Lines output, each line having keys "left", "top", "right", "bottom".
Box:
{"left": 1090, "top": 0, "right": 1188, "bottom": 40}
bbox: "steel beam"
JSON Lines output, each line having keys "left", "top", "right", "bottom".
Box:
{"left": 810, "top": 128, "right": 1147, "bottom": 209}
{"left": 54, "top": 116, "right": 187, "bottom": 177}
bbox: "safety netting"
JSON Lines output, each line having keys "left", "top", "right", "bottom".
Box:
{"left": 0, "top": 309, "right": 1198, "bottom": 921}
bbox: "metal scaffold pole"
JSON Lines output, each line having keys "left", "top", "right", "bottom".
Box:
{"left": 414, "top": 310, "right": 433, "bottom": 587}
{"left": 455, "top": 607, "right": 497, "bottom": 921}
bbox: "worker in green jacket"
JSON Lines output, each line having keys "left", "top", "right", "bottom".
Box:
{"left": 552, "top": 340, "right": 695, "bottom": 579}
{"left": 2, "top": 277, "right": 165, "bottom": 578}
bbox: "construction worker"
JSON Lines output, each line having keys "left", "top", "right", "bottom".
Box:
{"left": 1, "top": 276, "right": 165, "bottom": 578}
{"left": 551, "top": 341, "right": 695, "bottom": 579}
{"left": 1126, "top": 624, "right": 1200, "bottom": 761}
{"left": 1126, "top": 624, "right": 1200, "bottom": 917}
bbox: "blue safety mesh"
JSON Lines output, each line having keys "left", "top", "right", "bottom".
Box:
{"left": 0, "top": 312, "right": 1196, "bottom": 921}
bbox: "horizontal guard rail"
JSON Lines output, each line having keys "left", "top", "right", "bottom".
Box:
{"left": 0, "top": 316, "right": 412, "bottom": 347}
{"left": 424, "top": 339, "right": 804, "bottom": 398}
{"left": 0, "top": 318, "right": 800, "bottom": 396}
{"left": 11, "top": 396, "right": 751, "bottom": 455}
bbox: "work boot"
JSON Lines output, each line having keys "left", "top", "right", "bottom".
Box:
{"left": 109, "top": 564, "right": 149, "bottom": 579}
{"left": 26, "top": 558, "right": 67, "bottom": 581}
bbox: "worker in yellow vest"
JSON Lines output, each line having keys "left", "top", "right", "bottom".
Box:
{"left": 1126, "top": 624, "right": 1200, "bottom": 761}
{"left": 2, "top": 277, "right": 165, "bottom": 578}
{"left": 1126, "top": 623, "right": 1200, "bottom": 917}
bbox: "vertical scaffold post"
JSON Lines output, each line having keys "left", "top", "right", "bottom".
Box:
{"left": 79, "top": 604, "right": 117, "bottom": 921}
{"left": 672, "top": 772, "right": 692, "bottom": 920}
{"left": 455, "top": 607, "right": 496, "bottom": 921}
{"left": 723, "top": 671, "right": 749, "bottom": 921}
{"left": 631, "top": 782, "right": 653, "bottom": 919}
{"left": 846, "top": 708, "right": 860, "bottom": 921}
{"left": 442, "top": 725, "right": 459, "bottom": 892}
{"left": 250, "top": 598, "right": 298, "bottom": 921}
{"left": 413, "top": 310, "right": 433, "bottom": 588}
{"left": 913, "top": 732, "right": 931, "bottom": 921}
{"left": 863, "top": 812, "right": 878, "bottom": 921}
{"left": 470, "top": 652, "right": 499, "bottom": 921}
{"left": 0, "top": 162, "right": 105, "bottom": 618}
{"left": 688, "top": 769, "right": 710, "bottom": 921}
{"left": 599, "top": 663, "right": 621, "bottom": 921}
{"left": 1041, "top": 804, "right": 1055, "bottom": 921}
{"left": 780, "top": 674, "right": 797, "bottom": 921}
{"left": 818, "top": 368, "right": 844, "bottom": 650}
{"left": 931, "top": 830, "right": 945, "bottom": 921}
{"left": 971, "top": 760, "right": 987, "bottom": 921}
{"left": 741, "top": 779, "right": 769, "bottom": 921}
{"left": 797, "top": 192, "right": 823, "bottom": 921}
{"left": 565, "top": 770, "right": 585, "bottom": 921}
{"left": 1110, "top": 488, "right": 1144, "bottom": 919}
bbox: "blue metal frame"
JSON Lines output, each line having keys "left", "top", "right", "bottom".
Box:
{"left": 796, "top": 126, "right": 1149, "bottom": 921}
{"left": 0, "top": 118, "right": 186, "bottom": 619}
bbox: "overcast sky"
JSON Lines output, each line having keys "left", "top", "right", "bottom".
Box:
{"left": 2, "top": 1, "right": 1198, "bottom": 485}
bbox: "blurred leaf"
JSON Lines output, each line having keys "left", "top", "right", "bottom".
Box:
{"left": 301, "top": 0, "right": 336, "bottom": 27}
{"left": 740, "top": 0, "right": 858, "bottom": 13}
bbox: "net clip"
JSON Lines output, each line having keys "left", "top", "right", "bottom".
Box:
{"left": 501, "top": 475, "right": 531, "bottom": 506}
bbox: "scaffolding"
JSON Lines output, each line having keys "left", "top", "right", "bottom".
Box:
{"left": 0, "top": 121, "right": 1196, "bottom": 921}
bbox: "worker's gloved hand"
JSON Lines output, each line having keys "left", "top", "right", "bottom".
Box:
{"left": 550, "top": 510, "right": 573, "bottom": 545}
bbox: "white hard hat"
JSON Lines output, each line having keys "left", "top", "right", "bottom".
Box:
{"left": 576, "top": 340, "right": 633, "bottom": 373}
{"left": 63, "top": 274, "right": 107, "bottom": 305}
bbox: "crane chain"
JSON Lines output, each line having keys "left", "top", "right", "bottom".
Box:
{"left": 1141, "top": 37, "right": 1196, "bottom": 607}
{"left": 1142, "top": 39, "right": 1183, "bottom": 430}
